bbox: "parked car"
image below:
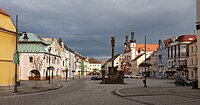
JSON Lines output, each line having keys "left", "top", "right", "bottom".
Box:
{"left": 132, "top": 75, "right": 144, "bottom": 79}
{"left": 124, "top": 75, "right": 131, "bottom": 78}
{"left": 91, "top": 75, "right": 102, "bottom": 80}
{"left": 175, "top": 77, "right": 193, "bottom": 86}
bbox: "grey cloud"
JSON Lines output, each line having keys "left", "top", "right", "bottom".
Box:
{"left": 0, "top": 0, "right": 196, "bottom": 59}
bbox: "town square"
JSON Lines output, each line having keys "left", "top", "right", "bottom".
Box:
{"left": 1, "top": 0, "right": 200, "bottom": 105}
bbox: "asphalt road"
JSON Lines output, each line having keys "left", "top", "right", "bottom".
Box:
{"left": 0, "top": 78, "right": 200, "bottom": 105}
{"left": 0, "top": 78, "right": 135, "bottom": 105}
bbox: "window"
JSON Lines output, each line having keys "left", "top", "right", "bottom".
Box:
{"left": 180, "top": 52, "right": 186, "bottom": 57}
{"left": 196, "top": 45, "right": 197, "bottom": 53}
{"left": 180, "top": 60, "right": 187, "bottom": 66}
{"left": 29, "top": 57, "right": 33, "bottom": 63}
{"left": 176, "top": 45, "right": 179, "bottom": 57}
{"left": 180, "top": 44, "right": 186, "bottom": 49}
{"left": 191, "top": 71, "right": 193, "bottom": 77}
{"left": 168, "top": 61, "right": 171, "bottom": 66}
{"left": 46, "top": 56, "right": 48, "bottom": 63}
{"left": 173, "top": 46, "right": 176, "bottom": 58}
{"left": 63, "top": 61, "right": 64, "bottom": 66}
{"left": 191, "top": 58, "right": 193, "bottom": 65}
{"left": 196, "top": 58, "right": 198, "bottom": 65}
{"left": 57, "top": 59, "right": 60, "bottom": 64}
{"left": 191, "top": 47, "right": 193, "bottom": 54}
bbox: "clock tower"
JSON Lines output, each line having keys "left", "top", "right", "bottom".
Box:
{"left": 130, "top": 31, "right": 136, "bottom": 60}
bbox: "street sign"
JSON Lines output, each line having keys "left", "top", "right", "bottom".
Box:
{"left": 13, "top": 51, "right": 20, "bottom": 64}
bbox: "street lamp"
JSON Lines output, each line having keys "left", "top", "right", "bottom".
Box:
{"left": 74, "top": 58, "right": 78, "bottom": 79}
{"left": 14, "top": 15, "right": 28, "bottom": 93}
{"left": 85, "top": 70, "right": 87, "bottom": 78}
{"left": 48, "top": 47, "right": 51, "bottom": 84}
{"left": 72, "top": 70, "right": 75, "bottom": 80}
{"left": 65, "top": 58, "right": 68, "bottom": 81}
{"left": 137, "top": 36, "right": 147, "bottom": 87}
{"left": 14, "top": 15, "right": 19, "bottom": 93}
{"left": 78, "top": 70, "right": 80, "bottom": 79}
{"left": 52, "top": 56, "right": 56, "bottom": 80}
{"left": 144, "top": 36, "right": 147, "bottom": 87}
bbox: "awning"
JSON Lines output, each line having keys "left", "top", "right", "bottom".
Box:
{"left": 139, "top": 62, "right": 152, "bottom": 67}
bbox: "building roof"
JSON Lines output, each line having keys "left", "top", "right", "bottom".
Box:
{"left": 19, "top": 33, "right": 50, "bottom": 45}
{"left": 89, "top": 57, "right": 100, "bottom": 64}
{"left": 189, "top": 38, "right": 197, "bottom": 45}
{"left": 0, "top": 8, "right": 16, "bottom": 32}
{"left": 177, "top": 35, "right": 197, "bottom": 42}
{"left": 136, "top": 44, "right": 159, "bottom": 51}
{"left": 18, "top": 33, "right": 50, "bottom": 53}
{"left": 163, "top": 36, "right": 176, "bottom": 46}
{"left": 0, "top": 8, "right": 9, "bottom": 16}
{"left": 132, "top": 53, "right": 145, "bottom": 61}
{"left": 106, "top": 53, "right": 121, "bottom": 63}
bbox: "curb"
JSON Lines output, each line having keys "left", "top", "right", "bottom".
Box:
{"left": 17, "top": 84, "right": 62, "bottom": 95}
{"left": 0, "top": 84, "right": 62, "bottom": 96}
{"left": 48, "top": 84, "right": 62, "bottom": 90}
{"left": 115, "top": 89, "right": 126, "bottom": 97}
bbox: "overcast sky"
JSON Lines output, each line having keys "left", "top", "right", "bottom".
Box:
{"left": 1, "top": 0, "right": 196, "bottom": 60}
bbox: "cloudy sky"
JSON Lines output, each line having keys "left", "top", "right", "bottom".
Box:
{"left": 1, "top": 0, "right": 196, "bottom": 60}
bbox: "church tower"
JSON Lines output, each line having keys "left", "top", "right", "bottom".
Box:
{"left": 124, "top": 34, "right": 130, "bottom": 53}
{"left": 130, "top": 31, "right": 136, "bottom": 60}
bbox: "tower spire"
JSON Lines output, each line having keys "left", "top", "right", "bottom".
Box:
{"left": 124, "top": 33, "right": 129, "bottom": 45}
{"left": 130, "top": 31, "right": 136, "bottom": 43}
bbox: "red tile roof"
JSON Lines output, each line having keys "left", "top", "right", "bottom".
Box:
{"left": 0, "top": 8, "right": 10, "bottom": 16}
{"left": 136, "top": 44, "right": 159, "bottom": 51}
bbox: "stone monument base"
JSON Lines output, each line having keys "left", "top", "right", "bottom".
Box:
{"left": 101, "top": 69, "right": 124, "bottom": 84}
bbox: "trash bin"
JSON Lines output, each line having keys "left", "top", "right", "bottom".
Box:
{"left": 192, "top": 80, "right": 198, "bottom": 89}
{"left": 17, "top": 81, "right": 20, "bottom": 86}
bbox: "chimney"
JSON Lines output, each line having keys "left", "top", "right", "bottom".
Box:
{"left": 23, "top": 33, "right": 29, "bottom": 41}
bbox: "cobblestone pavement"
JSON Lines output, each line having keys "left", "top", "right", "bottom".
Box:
{"left": 0, "top": 78, "right": 200, "bottom": 105}
{"left": 0, "top": 79, "right": 65, "bottom": 96}
{"left": 115, "top": 78, "right": 200, "bottom": 105}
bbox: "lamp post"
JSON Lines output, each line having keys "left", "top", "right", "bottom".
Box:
{"left": 144, "top": 36, "right": 147, "bottom": 87}
{"left": 86, "top": 70, "right": 87, "bottom": 78}
{"left": 72, "top": 70, "right": 75, "bottom": 80}
{"left": 78, "top": 70, "right": 81, "bottom": 79}
{"left": 52, "top": 56, "right": 56, "bottom": 80}
{"left": 14, "top": 15, "right": 19, "bottom": 93}
{"left": 48, "top": 47, "right": 51, "bottom": 84}
{"left": 74, "top": 58, "right": 78, "bottom": 79}
{"left": 65, "top": 58, "right": 68, "bottom": 81}
{"left": 14, "top": 15, "right": 28, "bottom": 93}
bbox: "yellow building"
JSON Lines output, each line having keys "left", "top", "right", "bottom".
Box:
{"left": 188, "top": 39, "right": 198, "bottom": 80}
{"left": 0, "top": 8, "right": 16, "bottom": 87}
